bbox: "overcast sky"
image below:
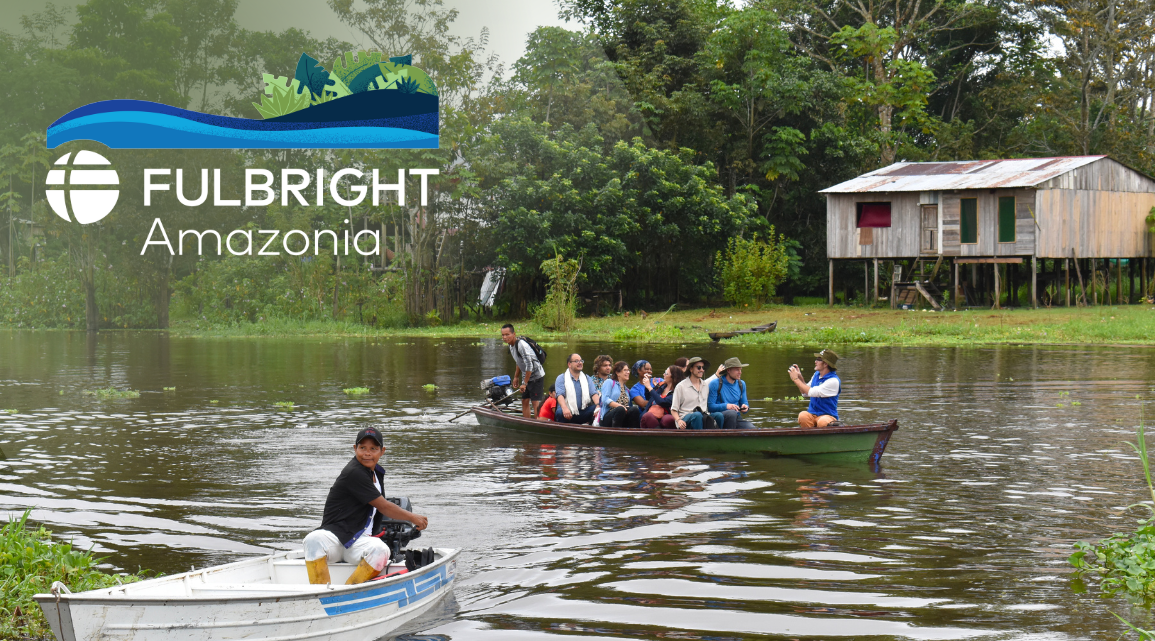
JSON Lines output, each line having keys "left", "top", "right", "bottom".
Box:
{"left": 2, "top": 0, "right": 573, "bottom": 70}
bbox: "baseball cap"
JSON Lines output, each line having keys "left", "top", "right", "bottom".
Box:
{"left": 355, "top": 426, "right": 384, "bottom": 447}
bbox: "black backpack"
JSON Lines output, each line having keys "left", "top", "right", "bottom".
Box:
{"left": 518, "top": 336, "right": 547, "bottom": 365}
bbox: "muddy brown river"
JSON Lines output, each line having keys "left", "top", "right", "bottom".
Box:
{"left": 1, "top": 330, "right": 1152, "bottom": 639}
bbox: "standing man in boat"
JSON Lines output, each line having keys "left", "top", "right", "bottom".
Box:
{"left": 708, "top": 357, "right": 753, "bottom": 429}
{"left": 788, "top": 349, "right": 841, "bottom": 428}
{"left": 303, "top": 427, "right": 429, "bottom": 585}
{"left": 501, "top": 323, "right": 545, "bottom": 418}
{"left": 555, "top": 353, "right": 601, "bottom": 424}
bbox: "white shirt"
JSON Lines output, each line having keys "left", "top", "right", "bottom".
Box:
{"left": 808, "top": 376, "right": 840, "bottom": 398}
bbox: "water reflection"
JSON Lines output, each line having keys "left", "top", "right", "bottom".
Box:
{"left": 1, "top": 331, "right": 1154, "bottom": 639}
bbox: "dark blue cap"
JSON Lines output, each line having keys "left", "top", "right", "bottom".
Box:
{"left": 356, "top": 426, "right": 384, "bottom": 447}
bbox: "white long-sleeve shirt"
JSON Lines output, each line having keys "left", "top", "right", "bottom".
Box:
{"left": 807, "top": 376, "right": 840, "bottom": 398}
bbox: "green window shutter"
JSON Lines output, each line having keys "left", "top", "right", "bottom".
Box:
{"left": 961, "top": 198, "right": 978, "bottom": 244}
{"left": 998, "top": 196, "right": 1016, "bottom": 243}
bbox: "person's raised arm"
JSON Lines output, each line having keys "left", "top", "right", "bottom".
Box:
{"left": 788, "top": 365, "right": 811, "bottom": 395}
{"left": 369, "top": 496, "right": 429, "bottom": 530}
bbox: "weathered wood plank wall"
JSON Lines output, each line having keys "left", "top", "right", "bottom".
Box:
{"left": 826, "top": 192, "right": 923, "bottom": 258}
{"left": 1035, "top": 190, "right": 1155, "bottom": 257}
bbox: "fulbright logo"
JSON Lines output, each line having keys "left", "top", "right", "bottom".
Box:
{"left": 46, "top": 150, "right": 119, "bottom": 225}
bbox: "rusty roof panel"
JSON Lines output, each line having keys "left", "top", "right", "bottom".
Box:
{"left": 820, "top": 156, "right": 1107, "bottom": 193}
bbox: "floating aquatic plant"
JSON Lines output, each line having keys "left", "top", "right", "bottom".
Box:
{"left": 82, "top": 388, "right": 140, "bottom": 399}
{"left": 273, "top": 401, "right": 295, "bottom": 409}
{"left": 422, "top": 384, "right": 438, "bottom": 392}
{"left": 163, "top": 387, "right": 176, "bottom": 391}
{"left": 2, "top": 409, "right": 16, "bottom": 414}
{"left": 209, "top": 400, "right": 219, "bottom": 404}
{"left": 344, "top": 387, "right": 371, "bottom": 395}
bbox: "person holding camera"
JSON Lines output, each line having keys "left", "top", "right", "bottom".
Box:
{"left": 788, "top": 349, "right": 841, "bottom": 428}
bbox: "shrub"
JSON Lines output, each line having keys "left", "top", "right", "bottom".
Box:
{"left": 534, "top": 255, "right": 580, "bottom": 332}
{"left": 715, "top": 230, "right": 790, "bottom": 307}
{"left": 1, "top": 510, "right": 146, "bottom": 639}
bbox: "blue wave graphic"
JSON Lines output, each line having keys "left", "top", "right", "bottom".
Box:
{"left": 48, "top": 100, "right": 439, "bottom": 149}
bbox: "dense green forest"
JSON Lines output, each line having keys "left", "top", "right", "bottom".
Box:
{"left": 1, "top": 0, "right": 1153, "bottom": 330}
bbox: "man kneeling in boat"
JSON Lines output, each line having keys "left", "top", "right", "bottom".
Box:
{"left": 788, "top": 349, "right": 841, "bottom": 428}
{"left": 303, "top": 427, "right": 429, "bottom": 585}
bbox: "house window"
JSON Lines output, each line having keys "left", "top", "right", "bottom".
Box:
{"left": 856, "top": 202, "right": 891, "bottom": 228}
{"left": 960, "top": 198, "right": 978, "bottom": 244}
{"left": 998, "top": 196, "right": 1016, "bottom": 243}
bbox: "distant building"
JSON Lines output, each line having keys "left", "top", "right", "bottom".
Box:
{"left": 819, "top": 156, "right": 1155, "bottom": 307}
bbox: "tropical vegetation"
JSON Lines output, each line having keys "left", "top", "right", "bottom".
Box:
{"left": 0, "top": 0, "right": 1153, "bottom": 331}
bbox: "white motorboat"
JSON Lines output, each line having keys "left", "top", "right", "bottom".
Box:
{"left": 34, "top": 548, "right": 459, "bottom": 641}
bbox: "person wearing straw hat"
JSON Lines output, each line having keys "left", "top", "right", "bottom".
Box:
{"left": 788, "top": 349, "right": 841, "bottom": 428}
{"left": 670, "top": 356, "right": 726, "bottom": 430}
{"left": 708, "top": 357, "right": 753, "bottom": 429}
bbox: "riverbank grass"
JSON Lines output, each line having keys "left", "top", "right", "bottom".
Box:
{"left": 165, "top": 305, "right": 1155, "bottom": 347}
{"left": 1, "top": 511, "right": 144, "bottom": 640}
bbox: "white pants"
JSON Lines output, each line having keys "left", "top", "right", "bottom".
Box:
{"left": 303, "top": 529, "right": 390, "bottom": 571}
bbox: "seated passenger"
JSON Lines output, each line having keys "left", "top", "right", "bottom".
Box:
{"left": 629, "top": 360, "right": 659, "bottom": 409}
{"left": 538, "top": 383, "right": 558, "bottom": 421}
{"left": 555, "top": 353, "right": 601, "bottom": 424}
{"left": 670, "top": 357, "right": 726, "bottom": 430}
{"left": 302, "top": 427, "right": 429, "bottom": 585}
{"left": 600, "top": 361, "right": 641, "bottom": 428}
{"left": 591, "top": 354, "right": 613, "bottom": 390}
{"left": 640, "top": 365, "right": 682, "bottom": 429}
{"left": 789, "top": 349, "right": 841, "bottom": 428}
{"left": 708, "top": 357, "right": 754, "bottom": 429}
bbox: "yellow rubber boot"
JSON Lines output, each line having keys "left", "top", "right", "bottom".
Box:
{"left": 306, "top": 558, "right": 331, "bottom": 585}
{"left": 345, "top": 559, "right": 381, "bottom": 585}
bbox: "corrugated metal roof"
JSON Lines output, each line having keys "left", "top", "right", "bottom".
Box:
{"left": 819, "top": 156, "right": 1107, "bottom": 193}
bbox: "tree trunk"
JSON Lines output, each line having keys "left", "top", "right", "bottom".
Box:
{"left": 155, "top": 262, "right": 170, "bottom": 329}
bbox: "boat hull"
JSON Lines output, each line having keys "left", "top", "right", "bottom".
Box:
{"left": 472, "top": 407, "right": 896, "bottom": 463}
{"left": 35, "top": 549, "right": 458, "bottom": 641}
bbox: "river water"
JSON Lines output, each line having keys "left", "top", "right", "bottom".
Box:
{"left": 1, "top": 330, "right": 1153, "bottom": 640}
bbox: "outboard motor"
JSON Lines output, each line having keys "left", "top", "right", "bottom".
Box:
{"left": 480, "top": 375, "right": 515, "bottom": 406}
{"left": 374, "top": 497, "right": 422, "bottom": 562}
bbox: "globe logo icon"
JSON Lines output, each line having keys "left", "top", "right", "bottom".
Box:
{"left": 45, "top": 150, "right": 119, "bottom": 225}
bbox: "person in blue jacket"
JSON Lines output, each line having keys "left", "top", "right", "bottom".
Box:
{"left": 788, "top": 349, "right": 841, "bottom": 428}
{"left": 708, "top": 357, "right": 753, "bottom": 429}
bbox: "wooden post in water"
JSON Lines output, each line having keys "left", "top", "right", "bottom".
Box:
{"left": 828, "top": 259, "right": 834, "bottom": 306}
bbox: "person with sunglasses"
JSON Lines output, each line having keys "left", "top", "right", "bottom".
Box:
{"left": 788, "top": 349, "right": 841, "bottom": 428}
{"left": 554, "top": 353, "right": 601, "bottom": 424}
{"left": 670, "top": 356, "right": 726, "bottom": 430}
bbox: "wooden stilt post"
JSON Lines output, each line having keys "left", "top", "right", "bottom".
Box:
{"left": 1116, "top": 258, "right": 1123, "bottom": 305}
{"left": 993, "top": 263, "right": 1001, "bottom": 309}
{"left": 1136, "top": 258, "right": 1145, "bottom": 302}
{"left": 953, "top": 260, "right": 959, "bottom": 309}
{"left": 873, "top": 257, "right": 879, "bottom": 305}
{"left": 1065, "top": 259, "right": 1070, "bottom": 307}
{"left": 828, "top": 259, "right": 834, "bottom": 306}
{"left": 892, "top": 263, "right": 901, "bottom": 310}
{"left": 864, "top": 261, "right": 869, "bottom": 305}
{"left": 1034, "top": 256, "right": 1044, "bottom": 309}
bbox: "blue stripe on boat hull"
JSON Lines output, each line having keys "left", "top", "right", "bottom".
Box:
{"left": 319, "top": 565, "right": 449, "bottom": 616}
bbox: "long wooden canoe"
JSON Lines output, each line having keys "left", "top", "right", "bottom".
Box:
{"left": 708, "top": 321, "right": 777, "bottom": 341}
{"left": 471, "top": 406, "right": 897, "bottom": 464}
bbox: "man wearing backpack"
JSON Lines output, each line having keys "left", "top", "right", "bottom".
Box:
{"left": 501, "top": 324, "right": 546, "bottom": 418}
{"left": 708, "top": 357, "right": 754, "bottom": 429}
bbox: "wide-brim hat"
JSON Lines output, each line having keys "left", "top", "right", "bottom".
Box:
{"left": 814, "top": 349, "right": 838, "bottom": 369}
{"left": 722, "top": 357, "right": 749, "bottom": 370}
{"left": 685, "top": 356, "right": 710, "bottom": 373}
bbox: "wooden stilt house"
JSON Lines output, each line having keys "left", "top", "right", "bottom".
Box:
{"left": 819, "top": 156, "right": 1155, "bottom": 308}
